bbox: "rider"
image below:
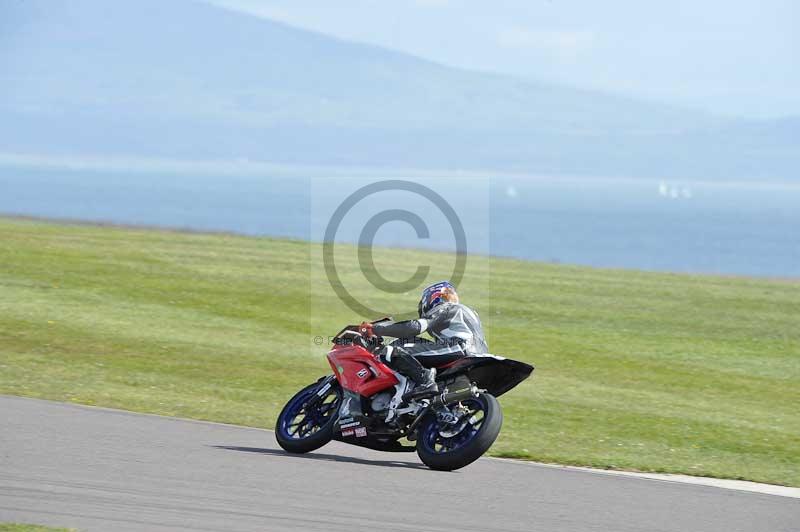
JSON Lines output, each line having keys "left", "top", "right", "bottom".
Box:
{"left": 360, "top": 281, "right": 488, "bottom": 398}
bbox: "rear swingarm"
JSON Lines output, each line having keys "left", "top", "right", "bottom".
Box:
{"left": 405, "top": 383, "right": 483, "bottom": 438}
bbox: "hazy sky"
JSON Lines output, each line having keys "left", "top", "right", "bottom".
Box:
{"left": 207, "top": 0, "right": 799, "bottom": 119}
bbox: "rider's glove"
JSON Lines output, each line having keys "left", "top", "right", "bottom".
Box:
{"left": 359, "top": 321, "right": 375, "bottom": 339}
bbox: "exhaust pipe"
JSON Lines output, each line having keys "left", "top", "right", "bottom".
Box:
{"left": 430, "top": 384, "right": 480, "bottom": 408}
{"left": 405, "top": 384, "right": 483, "bottom": 439}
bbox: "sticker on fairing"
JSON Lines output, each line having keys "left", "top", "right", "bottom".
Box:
{"left": 339, "top": 397, "right": 352, "bottom": 417}
{"left": 357, "top": 368, "right": 368, "bottom": 378}
{"left": 355, "top": 427, "right": 367, "bottom": 438}
{"left": 342, "top": 429, "right": 354, "bottom": 437}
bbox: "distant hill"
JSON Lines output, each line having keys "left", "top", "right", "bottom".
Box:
{"left": 1, "top": 0, "right": 797, "bottom": 179}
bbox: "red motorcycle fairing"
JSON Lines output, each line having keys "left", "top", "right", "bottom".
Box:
{"left": 327, "top": 342, "right": 399, "bottom": 397}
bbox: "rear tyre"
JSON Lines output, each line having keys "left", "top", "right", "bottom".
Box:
{"left": 275, "top": 380, "right": 341, "bottom": 454}
{"left": 416, "top": 393, "right": 502, "bottom": 471}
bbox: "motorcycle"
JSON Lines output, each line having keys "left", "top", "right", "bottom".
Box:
{"left": 275, "top": 319, "right": 534, "bottom": 471}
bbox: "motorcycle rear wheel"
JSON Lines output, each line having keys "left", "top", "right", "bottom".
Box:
{"left": 275, "top": 380, "right": 341, "bottom": 454}
{"left": 416, "top": 393, "right": 502, "bottom": 471}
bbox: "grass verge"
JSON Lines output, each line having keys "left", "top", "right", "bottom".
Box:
{"left": 0, "top": 217, "right": 798, "bottom": 485}
{"left": 0, "top": 524, "right": 75, "bottom": 532}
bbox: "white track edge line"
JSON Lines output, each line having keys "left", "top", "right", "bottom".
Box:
{"left": 486, "top": 457, "right": 800, "bottom": 499}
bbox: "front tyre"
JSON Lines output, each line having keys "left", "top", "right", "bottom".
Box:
{"left": 416, "top": 393, "right": 502, "bottom": 471}
{"left": 275, "top": 380, "right": 341, "bottom": 454}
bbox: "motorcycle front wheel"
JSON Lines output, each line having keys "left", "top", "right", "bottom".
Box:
{"left": 275, "top": 380, "right": 341, "bottom": 454}
{"left": 416, "top": 393, "right": 503, "bottom": 471}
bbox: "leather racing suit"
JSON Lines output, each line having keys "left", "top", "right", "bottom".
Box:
{"left": 372, "top": 302, "right": 488, "bottom": 389}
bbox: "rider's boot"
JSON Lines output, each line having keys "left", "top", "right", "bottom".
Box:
{"left": 390, "top": 353, "right": 438, "bottom": 399}
{"left": 408, "top": 368, "right": 438, "bottom": 399}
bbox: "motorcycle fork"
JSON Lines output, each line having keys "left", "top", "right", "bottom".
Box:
{"left": 302, "top": 375, "right": 337, "bottom": 409}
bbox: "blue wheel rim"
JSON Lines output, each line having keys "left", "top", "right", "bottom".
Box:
{"left": 278, "top": 385, "right": 339, "bottom": 440}
{"left": 421, "top": 397, "right": 487, "bottom": 454}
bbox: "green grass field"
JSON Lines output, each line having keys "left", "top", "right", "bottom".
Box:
{"left": 1, "top": 217, "right": 798, "bottom": 486}
{"left": 0, "top": 524, "right": 75, "bottom": 532}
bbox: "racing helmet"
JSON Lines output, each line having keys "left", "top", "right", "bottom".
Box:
{"left": 418, "top": 281, "right": 459, "bottom": 318}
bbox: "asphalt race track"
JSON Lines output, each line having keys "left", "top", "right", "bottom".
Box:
{"left": 1, "top": 396, "right": 797, "bottom": 532}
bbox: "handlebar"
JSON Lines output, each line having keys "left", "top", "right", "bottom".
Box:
{"left": 332, "top": 324, "right": 384, "bottom": 352}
